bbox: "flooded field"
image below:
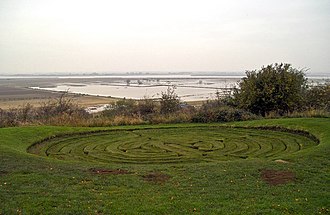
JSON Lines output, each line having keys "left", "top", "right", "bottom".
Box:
{"left": 30, "top": 75, "right": 241, "bottom": 101}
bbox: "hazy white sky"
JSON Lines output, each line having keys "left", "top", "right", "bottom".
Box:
{"left": 0, "top": 0, "right": 329, "bottom": 74}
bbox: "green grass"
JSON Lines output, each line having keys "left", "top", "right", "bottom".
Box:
{"left": 0, "top": 118, "right": 329, "bottom": 214}
{"left": 29, "top": 127, "right": 318, "bottom": 164}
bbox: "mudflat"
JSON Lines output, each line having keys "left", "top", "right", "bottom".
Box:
{"left": 0, "top": 78, "right": 117, "bottom": 109}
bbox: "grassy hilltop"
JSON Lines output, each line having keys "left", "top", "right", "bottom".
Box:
{"left": 0, "top": 118, "right": 329, "bottom": 214}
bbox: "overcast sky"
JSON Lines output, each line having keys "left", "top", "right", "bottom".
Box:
{"left": 0, "top": 0, "right": 329, "bottom": 74}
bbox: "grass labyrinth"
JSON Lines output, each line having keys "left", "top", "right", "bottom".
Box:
{"left": 1, "top": 118, "right": 329, "bottom": 214}
{"left": 29, "top": 127, "right": 318, "bottom": 164}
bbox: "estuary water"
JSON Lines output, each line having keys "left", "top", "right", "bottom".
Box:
{"left": 30, "top": 75, "right": 242, "bottom": 101}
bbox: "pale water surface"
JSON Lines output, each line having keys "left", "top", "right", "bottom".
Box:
{"left": 30, "top": 75, "right": 241, "bottom": 101}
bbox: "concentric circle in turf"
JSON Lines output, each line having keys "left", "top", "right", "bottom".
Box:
{"left": 29, "top": 127, "right": 318, "bottom": 164}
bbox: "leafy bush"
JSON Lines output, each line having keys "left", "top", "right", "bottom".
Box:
{"left": 102, "top": 97, "right": 158, "bottom": 117}
{"left": 192, "top": 101, "right": 258, "bottom": 123}
{"left": 102, "top": 99, "right": 137, "bottom": 117}
{"left": 304, "top": 84, "right": 330, "bottom": 111}
{"left": 160, "top": 86, "right": 181, "bottom": 114}
{"left": 137, "top": 98, "right": 157, "bottom": 116}
{"left": 233, "top": 63, "right": 307, "bottom": 116}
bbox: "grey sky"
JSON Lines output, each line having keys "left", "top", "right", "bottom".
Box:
{"left": 0, "top": 0, "right": 329, "bottom": 74}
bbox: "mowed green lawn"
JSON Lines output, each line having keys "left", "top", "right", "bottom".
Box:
{"left": 0, "top": 118, "right": 329, "bottom": 214}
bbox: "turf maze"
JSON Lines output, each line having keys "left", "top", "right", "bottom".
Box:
{"left": 28, "top": 126, "right": 319, "bottom": 164}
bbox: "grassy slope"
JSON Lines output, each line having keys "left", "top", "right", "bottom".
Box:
{"left": 0, "top": 118, "right": 329, "bottom": 214}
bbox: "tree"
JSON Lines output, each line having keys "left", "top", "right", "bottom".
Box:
{"left": 160, "top": 86, "right": 180, "bottom": 114}
{"left": 126, "top": 79, "right": 131, "bottom": 86}
{"left": 233, "top": 63, "right": 307, "bottom": 116}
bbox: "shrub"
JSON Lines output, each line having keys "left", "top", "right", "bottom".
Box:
{"left": 160, "top": 86, "right": 180, "bottom": 114}
{"left": 37, "top": 92, "right": 89, "bottom": 122}
{"left": 192, "top": 103, "right": 258, "bottom": 123}
{"left": 149, "top": 106, "right": 195, "bottom": 124}
{"left": 0, "top": 92, "right": 89, "bottom": 127}
{"left": 136, "top": 98, "right": 158, "bottom": 117}
{"left": 112, "top": 115, "right": 145, "bottom": 126}
{"left": 0, "top": 108, "right": 19, "bottom": 127}
{"left": 304, "top": 84, "right": 330, "bottom": 112}
{"left": 233, "top": 63, "right": 307, "bottom": 116}
{"left": 101, "top": 97, "right": 159, "bottom": 121}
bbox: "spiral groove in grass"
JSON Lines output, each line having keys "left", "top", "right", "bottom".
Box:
{"left": 29, "top": 127, "right": 318, "bottom": 164}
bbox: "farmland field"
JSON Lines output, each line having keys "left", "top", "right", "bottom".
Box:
{"left": 0, "top": 118, "right": 329, "bottom": 214}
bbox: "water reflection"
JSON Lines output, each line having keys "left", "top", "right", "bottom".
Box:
{"left": 31, "top": 77, "right": 240, "bottom": 101}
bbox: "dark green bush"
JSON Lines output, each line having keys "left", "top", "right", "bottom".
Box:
{"left": 233, "top": 63, "right": 307, "bottom": 116}
{"left": 304, "top": 84, "right": 330, "bottom": 111}
{"left": 192, "top": 104, "right": 258, "bottom": 123}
